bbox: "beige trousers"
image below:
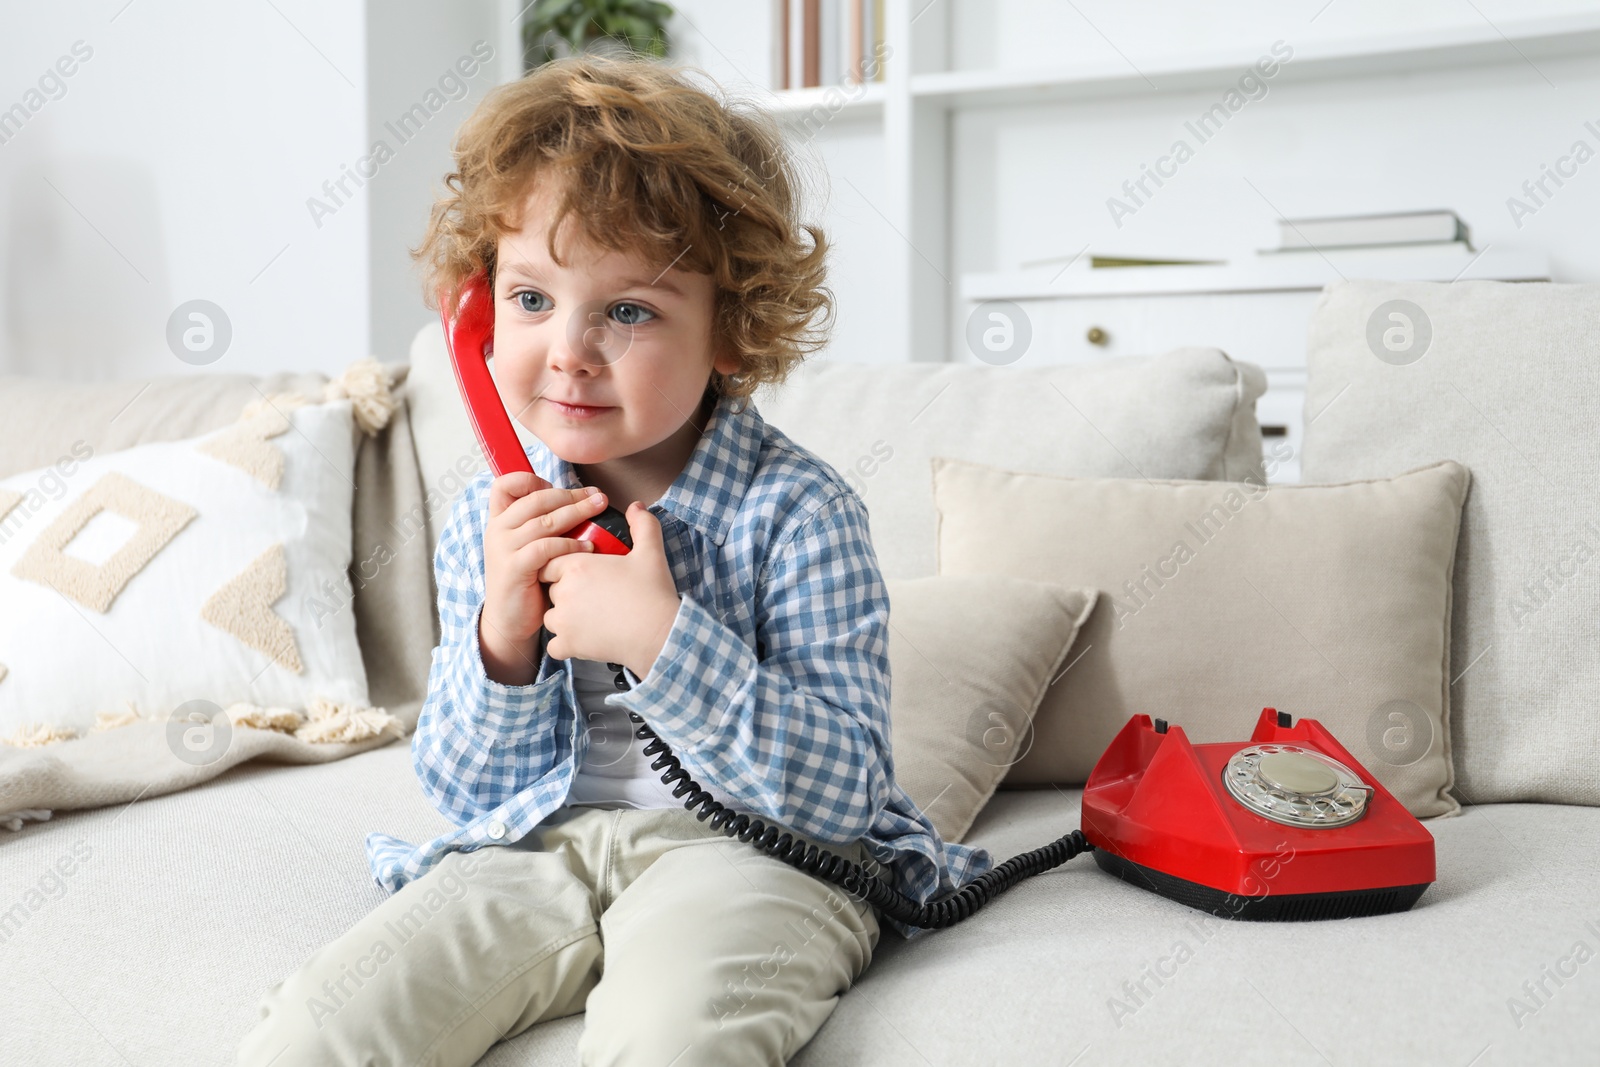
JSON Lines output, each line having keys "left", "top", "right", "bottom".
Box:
{"left": 236, "top": 804, "right": 882, "bottom": 1067}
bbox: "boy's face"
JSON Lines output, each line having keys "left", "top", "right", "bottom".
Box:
{"left": 492, "top": 180, "right": 740, "bottom": 468}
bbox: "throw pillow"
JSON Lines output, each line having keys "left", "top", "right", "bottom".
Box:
{"left": 933, "top": 456, "right": 1471, "bottom": 819}
{"left": 884, "top": 575, "right": 1097, "bottom": 844}
{"left": 0, "top": 366, "right": 400, "bottom": 750}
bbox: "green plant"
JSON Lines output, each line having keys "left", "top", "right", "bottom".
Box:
{"left": 522, "top": 0, "right": 675, "bottom": 70}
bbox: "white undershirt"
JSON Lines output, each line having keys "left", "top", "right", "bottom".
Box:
{"left": 563, "top": 656, "right": 738, "bottom": 813}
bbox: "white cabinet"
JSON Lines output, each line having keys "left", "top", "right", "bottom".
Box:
{"left": 958, "top": 248, "right": 1550, "bottom": 484}
{"left": 1021, "top": 289, "right": 1319, "bottom": 367}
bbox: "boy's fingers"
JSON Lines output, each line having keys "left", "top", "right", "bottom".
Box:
{"left": 488, "top": 470, "right": 552, "bottom": 515}
{"left": 502, "top": 485, "right": 602, "bottom": 534}
{"left": 530, "top": 539, "right": 595, "bottom": 582}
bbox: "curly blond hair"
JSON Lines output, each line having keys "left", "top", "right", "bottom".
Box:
{"left": 414, "top": 54, "right": 834, "bottom": 405}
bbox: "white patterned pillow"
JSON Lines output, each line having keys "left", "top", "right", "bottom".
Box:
{"left": 0, "top": 374, "right": 398, "bottom": 748}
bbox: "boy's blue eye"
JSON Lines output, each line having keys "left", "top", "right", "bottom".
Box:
{"left": 611, "top": 303, "right": 654, "bottom": 326}
{"left": 517, "top": 291, "right": 551, "bottom": 314}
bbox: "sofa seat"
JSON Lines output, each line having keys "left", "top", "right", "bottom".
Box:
{"left": 2, "top": 739, "right": 1594, "bottom": 1066}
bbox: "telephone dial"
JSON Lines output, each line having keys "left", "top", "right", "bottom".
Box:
{"left": 440, "top": 270, "right": 1436, "bottom": 928}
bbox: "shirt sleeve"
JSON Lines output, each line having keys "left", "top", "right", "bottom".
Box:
{"left": 410, "top": 476, "right": 570, "bottom": 825}
{"left": 608, "top": 489, "right": 894, "bottom": 845}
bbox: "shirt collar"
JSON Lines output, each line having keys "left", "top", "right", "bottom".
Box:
{"left": 523, "top": 389, "right": 763, "bottom": 547}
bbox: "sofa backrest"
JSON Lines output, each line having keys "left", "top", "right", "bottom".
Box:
{"left": 405, "top": 320, "right": 1268, "bottom": 581}
{"left": 749, "top": 350, "right": 1267, "bottom": 580}
{"left": 1302, "top": 279, "right": 1600, "bottom": 807}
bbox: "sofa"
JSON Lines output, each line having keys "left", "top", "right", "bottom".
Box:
{"left": 2, "top": 279, "right": 1597, "bottom": 1067}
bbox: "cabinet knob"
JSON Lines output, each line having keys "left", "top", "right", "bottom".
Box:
{"left": 1086, "top": 326, "right": 1109, "bottom": 346}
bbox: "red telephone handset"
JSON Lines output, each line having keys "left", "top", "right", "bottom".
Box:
{"left": 439, "top": 271, "right": 632, "bottom": 555}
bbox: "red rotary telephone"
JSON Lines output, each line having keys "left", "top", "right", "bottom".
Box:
{"left": 1082, "top": 708, "right": 1436, "bottom": 920}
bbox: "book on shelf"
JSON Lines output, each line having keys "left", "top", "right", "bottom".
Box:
{"left": 774, "top": 0, "right": 884, "bottom": 90}
{"left": 1271, "top": 210, "right": 1470, "bottom": 252}
{"left": 1015, "top": 253, "right": 1224, "bottom": 270}
{"left": 1256, "top": 239, "right": 1481, "bottom": 264}
{"left": 1088, "top": 255, "right": 1225, "bottom": 269}
{"left": 869, "top": 0, "right": 884, "bottom": 82}
{"left": 803, "top": 0, "right": 818, "bottom": 87}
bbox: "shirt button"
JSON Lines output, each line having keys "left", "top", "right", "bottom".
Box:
{"left": 486, "top": 820, "right": 506, "bottom": 840}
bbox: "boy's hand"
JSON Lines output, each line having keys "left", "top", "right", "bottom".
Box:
{"left": 538, "top": 501, "right": 682, "bottom": 680}
{"left": 480, "top": 471, "right": 607, "bottom": 684}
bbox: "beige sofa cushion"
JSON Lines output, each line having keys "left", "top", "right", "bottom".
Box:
{"left": 1302, "top": 280, "right": 1600, "bottom": 807}
{"left": 751, "top": 349, "right": 1268, "bottom": 581}
{"left": 885, "top": 575, "right": 1096, "bottom": 844}
{"left": 933, "top": 456, "right": 1470, "bottom": 819}
{"left": 404, "top": 321, "right": 1269, "bottom": 581}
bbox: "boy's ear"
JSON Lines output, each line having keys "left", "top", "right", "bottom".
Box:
{"left": 711, "top": 336, "right": 742, "bottom": 377}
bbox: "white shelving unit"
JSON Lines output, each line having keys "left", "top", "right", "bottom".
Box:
{"left": 909, "top": 13, "right": 1600, "bottom": 108}
{"left": 962, "top": 246, "right": 1551, "bottom": 483}
{"left": 760, "top": 80, "right": 887, "bottom": 120}
{"left": 756, "top": 5, "right": 1600, "bottom": 365}
{"left": 962, "top": 246, "right": 1552, "bottom": 300}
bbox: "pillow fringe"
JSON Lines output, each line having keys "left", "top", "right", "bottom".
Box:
{"left": 2, "top": 723, "right": 81, "bottom": 747}
{"left": 293, "top": 697, "right": 402, "bottom": 744}
{"left": 321, "top": 358, "right": 397, "bottom": 436}
{"left": 229, "top": 358, "right": 395, "bottom": 438}
{"left": 2, "top": 697, "right": 399, "bottom": 747}
{"left": 0, "top": 808, "right": 52, "bottom": 831}
{"left": 92, "top": 705, "right": 143, "bottom": 732}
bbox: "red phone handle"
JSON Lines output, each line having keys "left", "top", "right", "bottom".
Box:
{"left": 442, "top": 273, "right": 531, "bottom": 479}
{"left": 440, "top": 273, "right": 631, "bottom": 556}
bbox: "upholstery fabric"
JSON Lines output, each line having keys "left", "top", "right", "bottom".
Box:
{"left": 1, "top": 742, "right": 1591, "bottom": 1066}
{"left": 1302, "top": 280, "right": 1600, "bottom": 806}
{"left": 882, "top": 575, "right": 1097, "bottom": 844}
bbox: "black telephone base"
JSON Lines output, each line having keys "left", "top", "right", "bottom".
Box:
{"left": 1093, "top": 850, "right": 1430, "bottom": 922}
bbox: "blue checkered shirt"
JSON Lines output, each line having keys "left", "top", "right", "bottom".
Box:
{"left": 364, "top": 389, "right": 996, "bottom": 940}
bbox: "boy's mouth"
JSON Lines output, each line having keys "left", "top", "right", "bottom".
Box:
{"left": 545, "top": 398, "right": 614, "bottom": 419}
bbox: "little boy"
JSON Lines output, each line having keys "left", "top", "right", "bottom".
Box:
{"left": 238, "top": 54, "right": 994, "bottom": 1067}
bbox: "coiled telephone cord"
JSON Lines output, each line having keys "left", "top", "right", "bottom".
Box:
{"left": 602, "top": 659, "right": 1095, "bottom": 929}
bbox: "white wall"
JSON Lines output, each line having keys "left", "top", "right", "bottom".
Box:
{"left": 365, "top": 1, "right": 518, "bottom": 366}
{"left": 0, "top": 0, "right": 368, "bottom": 379}
{"left": 779, "top": 117, "right": 904, "bottom": 366}
{"left": 656, "top": 0, "right": 778, "bottom": 93}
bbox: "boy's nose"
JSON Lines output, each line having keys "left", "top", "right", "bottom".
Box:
{"left": 541, "top": 310, "right": 596, "bottom": 373}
